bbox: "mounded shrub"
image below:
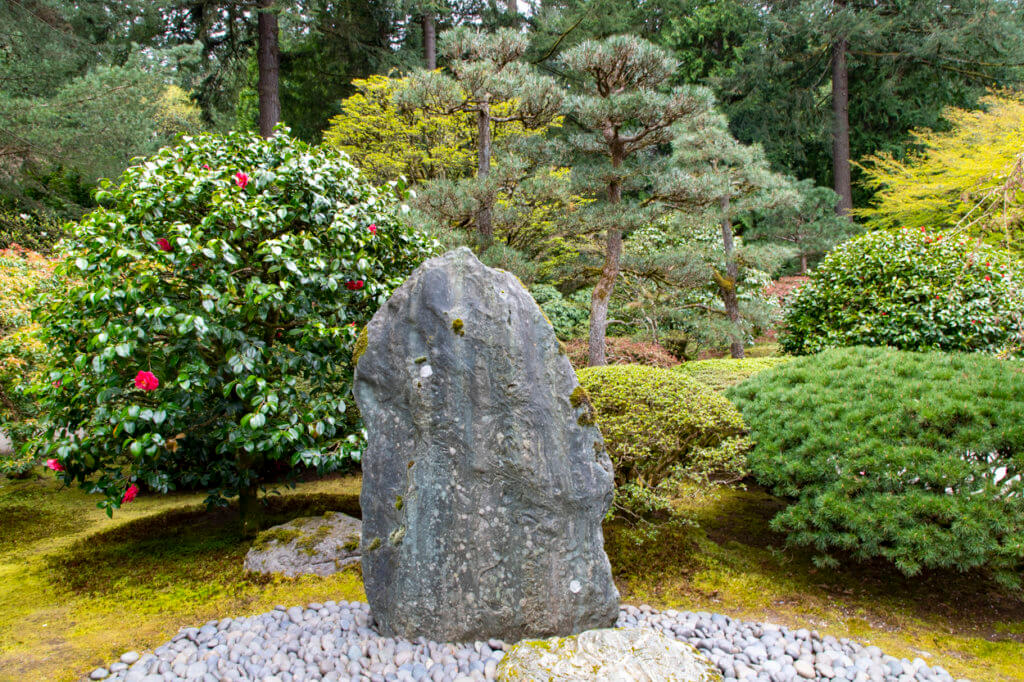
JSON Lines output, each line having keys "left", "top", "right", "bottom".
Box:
{"left": 675, "top": 356, "right": 791, "bottom": 393}
{"left": 782, "top": 228, "right": 1024, "bottom": 357}
{"left": 566, "top": 337, "right": 680, "bottom": 369}
{"left": 31, "top": 129, "right": 436, "bottom": 525}
{"left": 576, "top": 364, "right": 749, "bottom": 518}
{"left": 727, "top": 346, "right": 1024, "bottom": 586}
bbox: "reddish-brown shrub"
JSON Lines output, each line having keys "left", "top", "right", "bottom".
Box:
{"left": 565, "top": 337, "right": 680, "bottom": 369}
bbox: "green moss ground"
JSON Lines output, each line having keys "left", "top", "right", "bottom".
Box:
{"left": 606, "top": 487, "right": 1024, "bottom": 681}
{"left": 0, "top": 473, "right": 365, "bottom": 682}
{"left": 2, "top": 473, "right": 1021, "bottom": 681}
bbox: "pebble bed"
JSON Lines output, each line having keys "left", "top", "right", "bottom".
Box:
{"left": 89, "top": 601, "right": 965, "bottom": 682}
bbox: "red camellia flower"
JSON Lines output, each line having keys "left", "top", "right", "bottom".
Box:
{"left": 46, "top": 459, "right": 64, "bottom": 472}
{"left": 234, "top": 171, "right": 249, "bottom": 188}
{"left": 122, "top": 484, "right": 139, "bottom": 504}
{"left": 134, "top": 370, "right": 159, "bottom": 391}
{"left": 984, "top": 275, "right": 992, "bottom": 281}
{"left": 346, "top": 280, "right": 365, "bottom": 290}
{"left": 156, "top": 238, "right": 172, "bottom": 252}
{"left": 368, "top": 223, "right": 378, "bottom": 235}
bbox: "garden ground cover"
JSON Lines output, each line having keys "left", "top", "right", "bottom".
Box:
{"left": 0, "top": 474, "right": 1021, "bottom": 681}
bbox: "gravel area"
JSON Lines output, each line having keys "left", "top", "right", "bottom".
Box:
{"left": 89, "top": 600, "right": 965, "bottom": 682}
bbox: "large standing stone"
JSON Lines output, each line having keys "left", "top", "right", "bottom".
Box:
{"left": 354, "top": 247, "right": 619, "bottom": 642}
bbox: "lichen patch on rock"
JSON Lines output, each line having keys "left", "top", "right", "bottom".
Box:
{"left": 243, "top": 513, "right": 361, "bottom": 578}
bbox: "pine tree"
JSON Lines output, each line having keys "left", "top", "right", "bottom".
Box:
{"left": 398, "top": 27, "right": 563, "bottom": 243}
{"left": 559, "top": 35, "right": 713, "bottom": 366}
{"left": 664, "top": 110, "right": 794, "bottom": 358}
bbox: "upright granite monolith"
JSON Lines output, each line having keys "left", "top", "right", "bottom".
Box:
{"left": 353, "top": 247, "right": 619, "bottom": 642}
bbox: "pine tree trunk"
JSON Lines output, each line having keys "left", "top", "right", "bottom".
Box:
{"left": 588, "top": 157, "right": 623, "bottom": 367}
{"left": 422, "top": 12, "right": 436, "bottom": 70}
{"left": 475, "top": 103, "right": 493, "bottom": 242}
{"left": 257, "top": 0, "right": 281, "bottom": 138}
{"left": 719, "top": 195, "right": 744, "bottom": 359}
{"left": 831, "top": 35, "right": 852, "bottom": 216}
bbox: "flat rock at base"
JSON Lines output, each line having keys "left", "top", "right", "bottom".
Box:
{"left": 496, "top": 628, "right": 722, "bottom": 682}
{"left": 243, "top": 512, "right": 361, "bottom": 578}
{"left": 354, "top": 247, "right": 619, "bottom": 642}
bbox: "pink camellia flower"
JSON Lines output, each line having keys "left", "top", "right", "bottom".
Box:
{"left": 368, "top": 223, "right": 378, "bottom": 235}
{"left": 234, "top": 171, "right": 249, "bottom": 188}
{"left": 134, "top": 370, "right": 159, "bottom": 391}
{"left": 46, "top": 458, "right": 64, "bottom": 472}
{"left": 156, "top": 238, "right": 172, "bottom": 252}
{"left": 203, "top": 163, "right": 211, "bottom": 170}
{"left": 122, "top": 484, "right": 139, "bottom": 504}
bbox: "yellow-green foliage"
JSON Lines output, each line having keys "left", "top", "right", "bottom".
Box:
{"left": 0, "top": 248, "right": 60, "bottom": 473}
{"left": 576, "top": 365, "right": 749, "bottom": 518}
{"left": 855, "top": 91, "right": 1024, "bottom": 253}
{"left": 153, "top": 85, "right": 203, "bottom": 138}
{"left": 675, "top": 357, "right": 791, "bottom": 393}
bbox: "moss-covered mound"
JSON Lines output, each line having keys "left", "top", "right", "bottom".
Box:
{"left": 675, "top": 356, "right": 791, "bottom": 393}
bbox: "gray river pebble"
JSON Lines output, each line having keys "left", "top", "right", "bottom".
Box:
{"left": 89, "top": 600, "right": 966, "bottom": 681}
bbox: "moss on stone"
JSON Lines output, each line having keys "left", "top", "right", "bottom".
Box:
{"left": 414, "top": 355, "right": 427, "bottom": 364}
{"left": 297, "top": 523, "right": 333, "bottom": 556}
{"left": 577, "top": 408, "right": 595, "bottom": 427}
{"left": 352, "top": 326, "right": 369, "bottom": 366}
{"left": 342, "top": 537, "right": 360, "bottom": 552}
{"left": 251, "top": 527, "right": 303, "bottom": 552}
{"left": 452, "top": 318, "right": 464, "bottom": 335}
{"left": 570, "top": 385, "right": 590, "bottom": 409}
{"left": 395, "top": 495, "right": 404, "bottom": 510}
{"left": 366, "top": 537, "right": 381, "bottom": 551}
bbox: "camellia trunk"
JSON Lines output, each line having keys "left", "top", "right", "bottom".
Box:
{"left": 719, "top": 195, "right": 745, "bottom": 359}
{"left": 800, "top": 252, "right": 808, "bottom": 274}
{"left": 422, "top": 12, "right": 436, "bottom": 70}
{"left": 238, "top": 481, "right": 262, "bottom": 537}
{"left": 257, "top": 0, "right": 281, "bottom": 138}
{"left": 831, "top": 35, "right": 852, "bottom": 216}
{"left": 476, "top": 103, "right": 493, "bottom": 242}
{"left": 588, "top": 155, "right": 624, "bottom": 367}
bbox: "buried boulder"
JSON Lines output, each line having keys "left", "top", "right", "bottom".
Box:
{"left": 496, "top": 628, "right": 722, "bottom": 681}
{"left": 354, "top": 247, "right": 619, "bottom": 642}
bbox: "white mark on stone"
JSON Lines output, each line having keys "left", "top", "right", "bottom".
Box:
{"left": 419, "top": 364, "right": 433, "bottom": 378}
{"left": 569, "top": 579, "right": 582, "bottom": 594}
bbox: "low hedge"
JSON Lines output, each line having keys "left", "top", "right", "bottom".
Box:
{"left": 675, "top": 356, "right": 790, "bottom": 392}
{"left": 577, "top": 364, "right": 749, "bottom": 518}
{"left": 727, "top": 346, "right": 1024, "bottom": 587}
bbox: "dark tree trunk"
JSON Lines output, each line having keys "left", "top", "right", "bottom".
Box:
{"left": 475, "top": 103, "right": 493, "bottom": 241}
{"left": 238, "top": 480, "right": 262, "bottom": 536}
{"left": 800, "top": 252, "right": 808, "bottom": 274}
{"left": 588, "top": 156, "right": 623, "bottom": 367}
{"left": 257, "top": 0, "right": 281, "bottom": 138}
{"left": 422, "top": 12, "right": 436, "bottom": 70}
{"left": 719, "top": 195, "right": 745, "bottom": 359}
{"left": 831, "top": 36, "right": 852, "bottom": 216}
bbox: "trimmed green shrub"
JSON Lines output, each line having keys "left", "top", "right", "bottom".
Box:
{"left": 529, "top": 284, "right": 588, "bottom": 340}
{"left": 782, "top": 228, "right": 1024, "bottom": 357}
{"left": 0, "top": 210, "right": 66, "bottom": 254}
{"left": 727, "top": 346, "right": 1024, "bottom": 587}
{"left": 30, "top": 129, "right": 436, "bottom": 526}
{"left": 675, "top": 356, "right": 791, "bottom": 392}
{"left": 577, "top": 364, "right": 749, "bottom": 518}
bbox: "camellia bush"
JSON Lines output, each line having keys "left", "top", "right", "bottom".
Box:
{"left": 782, "top": 228, "right": 1024, "bottom": 357}
{"left": 31, "top": 129, "right": 436, "bottom": 528}
{"left": 728, "top": 346, "right": 1024, "bottom": 587}
{"left": 576, "top": 364, "right": 749, "bottom": 520}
